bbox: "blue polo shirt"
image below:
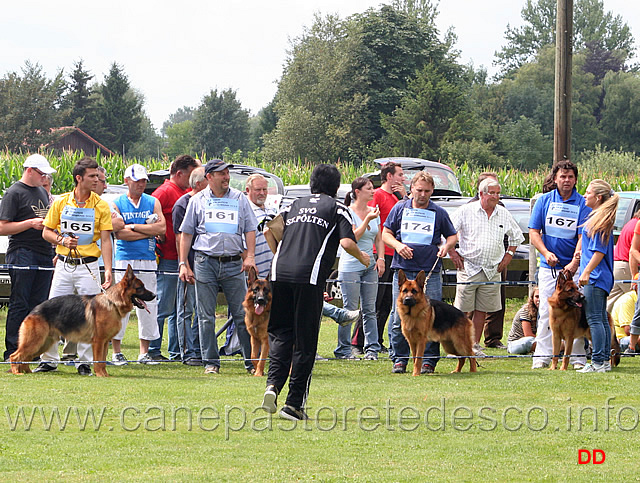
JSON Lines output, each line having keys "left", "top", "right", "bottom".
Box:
{"left": 384, "top": 198, "right": 456, "bottom": 273}
{"left": 529, "top": 188, "right": 591, "bottom": 269}
{"left": 580, "top": 226, "right": 614, "bottom": 293}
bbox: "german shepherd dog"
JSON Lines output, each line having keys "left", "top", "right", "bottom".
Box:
{"left": 243, "top": 266, "right": 272, "bottom": 377}
{"left": 397, "top": 270, "right": 477, "bottom": 376}
{"left": 10, "top": 265, "right": 155, "bottom": 377}
{"left": 549, "top": 269, "right": 621, "bottom": 370}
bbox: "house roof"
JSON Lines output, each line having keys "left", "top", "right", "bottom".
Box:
{"left": 49, "top": 126, "right": 114, "bottom": 156}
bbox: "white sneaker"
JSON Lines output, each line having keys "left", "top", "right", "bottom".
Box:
{"left": 339, "top": 309, "right": 361, "bottom": 327}
{"left": 603, "top": 361, "right": 612, "bottom": 372}
{"left": 137, "top": 353, "right": 159, "bottom": 365}
{"left": 532, "top": 360, "right": 550, "bottom": 369}
{"left": 577, "top": 362, "right": 605, "bottom": 373}
{"left": 572, "top": 362, "right": 585, "bottom": 370}
{"left": 111, "top": 352, "right": 128, "bottom": 366}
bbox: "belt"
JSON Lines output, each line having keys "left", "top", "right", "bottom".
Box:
{"left": 58, "top": 255, "right": 99, "bottom": 264}
{"left": 206, "top": 254, "right": 242, "bottom": 263}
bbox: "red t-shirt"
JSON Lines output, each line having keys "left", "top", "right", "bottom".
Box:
{"left": 614, "top": 218, "right": 639, "bottom": 262}
{"left": 368, "top": 188, "right": 401, "bottom": 256}
{"left": 152, "top": 179, "right": 188, "bottom": 260}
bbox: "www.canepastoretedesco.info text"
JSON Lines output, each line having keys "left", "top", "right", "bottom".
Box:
{"left": 4, "top": 397, "right": 639, "bottom": 438}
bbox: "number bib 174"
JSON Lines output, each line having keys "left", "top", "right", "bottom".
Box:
{"left": 60, "top": 206, "right": 95, "bottom": 245}
{"left": 205, "top": 198, "right": 239, "bottom": 234}
{"left": 401, "top": 208, "right": 435, "bottom": 245}
{"left": 545, "top": 202, "right": 579, "bottom": 239}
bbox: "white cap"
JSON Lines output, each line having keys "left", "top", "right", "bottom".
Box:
{"left": 23, "top": 154, "right": 56, "bottom": 174}
{"left": 124, "top": 164, "right": 148, "bottom": 182}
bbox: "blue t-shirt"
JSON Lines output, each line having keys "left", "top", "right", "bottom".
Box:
{"left": 114, "top": 193, "right": 157, "bottom": 261}
{"left": 384, "top": 198, "right": 456, "bottom": 273}
{"left": 579, "top": 226, "right": 614, "bottom": 293}
{"left": 338, "top": 207, "right": 378, "bottom": 272}
{"left": 529, "top": 189, "right": 591, "bottom": 269}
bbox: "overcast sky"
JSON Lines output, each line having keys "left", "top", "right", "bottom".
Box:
{"left": 2, "top": 0, "right": 638, "bottom": 131}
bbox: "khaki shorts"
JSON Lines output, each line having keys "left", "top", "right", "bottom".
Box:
{"left": 454, "top": 270, "right": 502, "bottom": 313}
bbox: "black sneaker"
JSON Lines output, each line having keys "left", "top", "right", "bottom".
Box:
{"left": 183, "top": 358, "right": 203, "bottom": 366}
{"left": 77, "top": 364, "right": 93, "bottom": 376}
{"left": 33, "top": 362, "right": 57, "bottom": 373}
{"left": 262, "top": 385, "right": 278, "bottom": 413}
{"left": 421, "top": 363, "right": 435, "bottom": 374}
{"left": 392, "top": 362, "right": 407, "bottom": 374}
{"left": 150, "top": 354, "right": 169, "bottom": 362}
{"left": 279, "top": 405, "right": 309, "bottom": 421}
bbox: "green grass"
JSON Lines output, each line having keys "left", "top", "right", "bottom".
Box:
{"left": 1, "top": 300, "right": 638, "bottom": 481}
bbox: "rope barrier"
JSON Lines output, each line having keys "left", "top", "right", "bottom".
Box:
{"left": 2, "top": 352, "right": 634, "bottom": 365}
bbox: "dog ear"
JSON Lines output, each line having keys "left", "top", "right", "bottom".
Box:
{"left": 125, "top": 264, "right": 135, "bottom": 281}
{"left": 398, "top": 269, "right": 406, "bottom": 287}
{"left": 416, "top": 270, "right": 426, "bottom": 289}
{"left": 247, "top": 265, "right": 257, "bottom": 285}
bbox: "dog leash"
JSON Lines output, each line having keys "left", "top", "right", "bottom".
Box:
{"left": 422, "top": 256, "right": 441, "bottom": 293}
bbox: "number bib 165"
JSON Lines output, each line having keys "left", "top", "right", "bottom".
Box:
{"left": 545, "top": 202, "right": 579, "bottom": 239}
{"left": 205, "top": 198, "right": 239, "bottom": 234}
{"left": 401, "top": 208, "right": 435, "bottom": 245}
{"left": 60, "top": 206, "right": 95, "bottom": 245}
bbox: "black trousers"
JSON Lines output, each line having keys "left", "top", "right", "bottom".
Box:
{"left": 483, "top": 267, "right": 507, "bottom": 347}
{"left": 4, "top": 248, "right": 53, "bottom": 361}
{"left": 267, "top": 281, "right": 324, "bottom": 410}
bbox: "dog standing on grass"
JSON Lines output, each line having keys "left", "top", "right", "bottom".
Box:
{"left": 548, "top": 269, "right": 621, "bottom": 370}
{"left": 10, "top": 265, "right": 155, "bottom": 377}
{"left": 396, "top": 269, "right": 477, "bottom": 376}
{"left": 243, "top": 266, "right": 272, "bottom": 377}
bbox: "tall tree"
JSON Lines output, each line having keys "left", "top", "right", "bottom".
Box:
{"left": 94, "top": 63, "right": 144, "bottom": 154}
{"left": 495, "top": 0, "right": 635, "bottom": 77}
{"left": 264, "top": 3, "right": 455, "bottom": 163}
{"left": 192, "top": 88, "right": 249, "bottom": 156}
{"left": 64, "top": 59, "right": 94, "bottom": 128}
{"left": 165, "top": 120, "right": 195, "bottom": 159}
{"left": 161, "top": 106, "right": 195, "bottom": 137}
{"left": 0, "top": 61, "right": 68, "bottom": 152}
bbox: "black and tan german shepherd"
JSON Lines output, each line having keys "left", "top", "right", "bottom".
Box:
{"left": 548, "top": 269, "right": 621, "bottom": 370}
{"left": 10, "top": 265, "right": 155, "bottom": 377}
{"left": 397, "top": 270, "right": 477, "bottom": 376}
{"left": 243, "top": 266, "right": 272, "bottom": 377}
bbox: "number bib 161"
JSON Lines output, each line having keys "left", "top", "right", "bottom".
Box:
{"left": 545, "top": 202, "right": 579, "bottom": 239}
{"left": 401, "top": 208, "right": 435, "bottom": 245}
{"left": 205, "top": 198, "right": 239, "bottom": 234}
{"left": 60, "top": 206, "right": 95, "bottom": 245}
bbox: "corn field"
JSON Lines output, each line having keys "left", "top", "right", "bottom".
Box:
{"left": 1, "top": 149, "right": 639, "bottom": 197}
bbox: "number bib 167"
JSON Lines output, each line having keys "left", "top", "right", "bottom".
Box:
{"left": 401, "top": 208, "right": 435, "bottom": 245}
{"left": 60, "top": 206, "right": 95, "bottom": 245}
{"left": 545, "top": 202, "right": 579, "bottom": 239}
{"left": 205, "top": 198, "right": 239, "bottom": 234}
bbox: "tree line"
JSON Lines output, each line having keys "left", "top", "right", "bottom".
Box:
{"left": 1, "top": 0, "right": 638, "bottom": 170}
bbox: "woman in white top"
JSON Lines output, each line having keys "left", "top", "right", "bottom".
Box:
{"left": 335, "top": 177, "right": 386, "bottom": 360}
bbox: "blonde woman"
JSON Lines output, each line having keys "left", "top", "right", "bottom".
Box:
{"left": 577, "top": 179, "right": 619, "bottom": 373}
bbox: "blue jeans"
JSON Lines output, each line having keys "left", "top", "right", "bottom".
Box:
{"left": 176, "top": 278, "right": 201, "bottom": 360}
{"left": 583, "top": 284, "right": 610, "bottom": 364}
{"left": 149, "top": 258, "right": 180, "bottom": 358}
{"left": 336, "top": 266, "right": 380, "bottom": 357}
{"left": 390, "top": 270, "right": 442, "bottom": 367}
{"left": 630, "top": 287, "right": 640, "bottom": 336}
{"left": 193, "top": 254, "right": 252, "bottom": 370}
{"left": 4, "top": 248, "right": 53, "bottom": 360}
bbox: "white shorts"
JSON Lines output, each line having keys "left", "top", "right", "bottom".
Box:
{"left": 113, "top": 259, "right": 160, "bottom": 341}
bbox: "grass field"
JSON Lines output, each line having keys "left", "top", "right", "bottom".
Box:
{"left": 1, "top": 299, "right": 638, "bottom": 481}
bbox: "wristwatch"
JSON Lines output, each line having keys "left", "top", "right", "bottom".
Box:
{"left": 506, "top": 249, "right": 515, "bottom": 256}
{"left": 178, "top": 261, "right": 187, "bottom": 268}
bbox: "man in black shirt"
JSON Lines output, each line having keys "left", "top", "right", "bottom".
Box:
{"left": 0, "top": 154, "right": 56, "bottom": 361}
{"left": 261, "top": 164, "right": 370, "bottom": 421}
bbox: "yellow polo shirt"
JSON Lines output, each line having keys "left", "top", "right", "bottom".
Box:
{"left": 611, "top": 290, "right": 637, "bottom": 340}
{"left": 44, "top": 191, "right": 113, "bottom": 258}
